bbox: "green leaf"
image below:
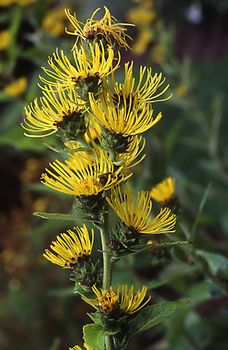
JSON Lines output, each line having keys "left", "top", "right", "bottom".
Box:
{"left": 191, "top": 183, "right": 212, "bottom": 241}
{"left": 195, "top": 250, "right": 228, "bottom": 275}
{"left": 48, "top": 287, "right": 74, "bottom": 297}
{"left": 187, "top": 281, "right": 211, "bottom": 304}
{"left": 165, "top": 120, "right": 183, "bottom": 154}
{"left": 74, "top": 281, "right": 93, "bottom": 298}
{"left": 0, "top": 101, "right": 23, "bottom": 132}
{"left": 146, "top": 263, "right": 199, "bottom": 289}
{"left": 83, "top": 324, "right": 117, "bottom": 350}
{"left": 49, "top": 338, "right": 60, "bottom": 350}
{"left": 0, "top": 127, "right": 47, "bottom": 151}
{"left": 130, "top": 300, "right": 190, "bottom": 337}
{"left": 33, "top": 212, "right": 86, "bottom": 222}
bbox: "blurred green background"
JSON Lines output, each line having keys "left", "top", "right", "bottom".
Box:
{"left": 0, "top": 0, "right": 228, "bottom": 349}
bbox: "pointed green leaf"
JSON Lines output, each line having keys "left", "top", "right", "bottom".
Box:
{"left": 83, "top": 324, "right": 117, "bottom": 350}
{"left": 33, "top": 212, "right": 86, "bottom": 221}
{"left": 147, "top": 263, "right": 199, "bottom": 289}
{"left": 191, "top": 183, "right": 212, "bottom": 241}
{"left": 195, "top": 250, "right": 228, "bottom": 275}
{"left": 48, "top": 287, "right": 74, "bottom": 297}
{"left": 130, "top": 300, "right": 190, "bottom": 337}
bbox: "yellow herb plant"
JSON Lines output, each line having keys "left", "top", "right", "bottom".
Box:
{"left": 22, "top": 7, "right": 187, "bottom": 350}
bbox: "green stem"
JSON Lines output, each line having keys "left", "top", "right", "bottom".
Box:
{"left": 105, "top": 335, "right": 113, "bottom": 350}
{"left": 98, "top": 209, "right": 113, "bottom": 350}
{"left": 153, "top": 241, "right": 192, "bottom": 249}
{"left": 99, "top": 210, "right": 112, "bottom": 290}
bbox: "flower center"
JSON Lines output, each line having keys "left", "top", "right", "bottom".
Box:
{"left": 98, "top": 290, "right": 119, "bottom": 313}
{"left": 76, "top": 178, "right": 102, "bottom": 196}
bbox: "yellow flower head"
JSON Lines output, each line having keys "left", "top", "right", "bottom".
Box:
{"left": 40, "top": 42, "right": 119, "bottom": 91}
{"left": 150, "top": 177, "right": 175, "bottom": 205}
{"left": 133, "top": 28, "right": 153, "bottom": 55}
{"left": 0, "top": 0, "right": 14, "bottom": 6}
{"left": 127, "top": 6, "right": 156, "bottom": 26}
{"left": 89, "top": 90, "right": 162, "bottom": 137}
{"left": 66, "top": 150, "right": 95, "bottom": 173}
{"left": 65, "top": 7, "right": 133, "bottom": 50}
{"left": 42, "top": 5, "right": 68, "bottom": 37}
{"left": 118, "top": 135, "right": 146, "bottom": 169}
{"left": 0, "top": 30, "right": 10, "bottom": 51}
{"left": 69, "top": 344, "right": 92, "bottom": 350}
{"left": 0, "top": 0, "right": 36, "bottom": 5}
{"left": 109, "top": 61, "right": 171, "bottom": 105}
{"left": 82, "top": 284, "right": 150, "bottom": 315}
{"left": 16, "top": 0, "right": 36, "bottom": 6}
{"left": 43, "top": 225, "right": 94, "bottom": 268}
{"left": 106, "top": 185, "right": 176, "bottom": 234}
{"left": 152, "top": 43, "right": 166, "bottom": 65}
{"left": 41, "top": 150, "right": 131, "bottom": 197}
{"left": 22, "top": 86, "right": 86, "bottom": 137}
{"left": 4, "top": 77, "right": 27, "bottom": 97}
{"left": 176, "top": 84, "right": 188, "bottom": 97}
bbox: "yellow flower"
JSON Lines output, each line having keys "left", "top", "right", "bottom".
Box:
{"left": 69, "top": 344, "right": 92, "bottom": 350}
{"left": 22, "top": 85, "right": 86, "bottom": 137}
{"left": 1, "top": 0, "right": 36, "bottom": 6}
{"left": 118, "top": 136, "right": 146, "bottom": 169}
{"left": 16, "top": 0, "right": 36, "bottom": 6}
{"left": 176, "top": 84, "right": 188, "bottom": 97}
{"left": 106, "top": 185, "right": 176, "bottom": 234}
{"left": 43, "top": 225, "right": 94, "bottom": 269}
{"left": 0, "top": 30, "right": 10, "bottom": 51}
{"left": 109, "top": 61, "right": 171, "bottom": 105}
{"left": 0, "top": 0, "right": 14, "bottom": 6}
{"left": 42, "top": 5, "right": 67, "bottom": 37}
{"left": 65, "top": 7, "right": 133, "bottom": 50}
{"left": 89, "top": 90, "right": 162, "bottom": 137}
{"left": 151, "top": 43, "right": 166, "bottom": 65}
{"left": 66, "top": 150, "right": 94, "bottom": 173}
{"left": 133, "top": 28, "right": 153, "bottom": 55}
{"left": 41, "top": 150, "right": 131, "bottom": 197}
{"left": 40, "top": 42, "right": 119, "bottom": 91}
{"left": 4, "top": 77, "right": 27, "bottom": 97}
{"left": 127, "top": 6, "right": 156, "bottom": 25}
{"left": 82, "top": 284, "right": 150, "bottom": 315}
{"left": 150, "top": 177, "right": 175, "bottom": 205}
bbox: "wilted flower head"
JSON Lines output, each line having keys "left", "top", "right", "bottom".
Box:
{"left": 65, "top": 7, "right": 133, "bottom": 50}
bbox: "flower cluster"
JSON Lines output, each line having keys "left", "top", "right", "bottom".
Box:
{"left": 22, "top": 6, "right": 178, "bottom": 349}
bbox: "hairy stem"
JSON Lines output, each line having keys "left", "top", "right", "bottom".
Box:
{"left": 99, "top": 207, "right": 112, "bottom": 350}
{"left": 105, "top": 336, "right": 113, "bottom": 350}
{"left": 99, "top": 209, "right": 112, "bottom": 290}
